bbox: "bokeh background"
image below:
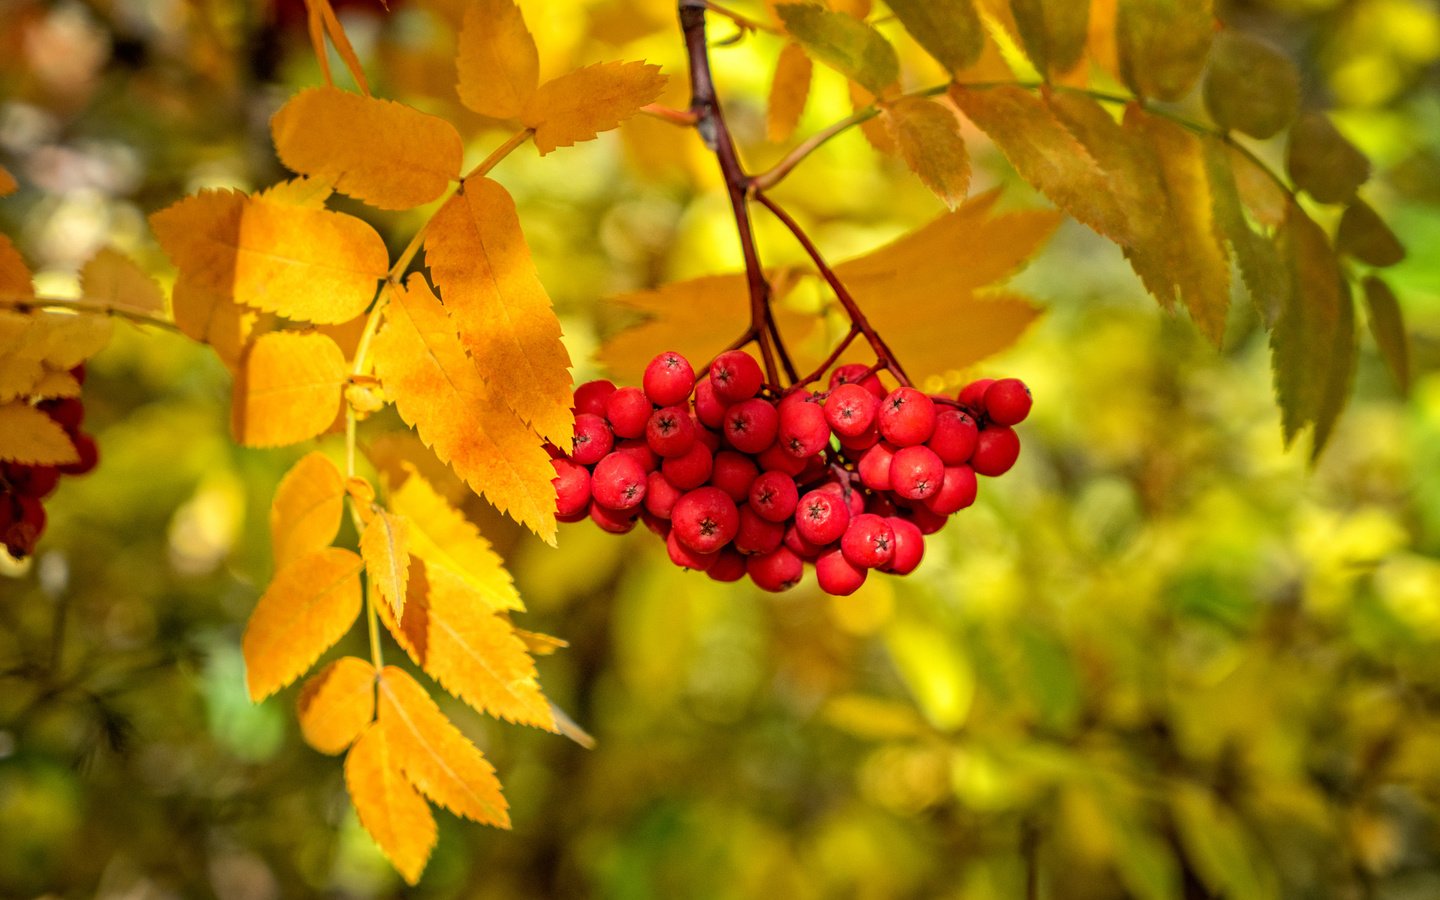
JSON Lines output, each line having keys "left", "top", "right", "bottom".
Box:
{"left": 2, "top": 0, "right": 1439, "bottom": 897}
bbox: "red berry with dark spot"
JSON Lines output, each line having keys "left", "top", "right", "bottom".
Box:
{"left": 646, "top": 406, "right": 697, "bottom": 458}
{"left": 824, "top": 383, "right": 879, "bottom": 438}
{"left": 924, "top": 465, "right": 977, "bottom": 515}
{"left": 841, "top": 513, "right": 895, "bottom": 569}
{"left": 878, "top": 387, "right": 936, "bottom": 447}
{"left": 667, "top": 528, "right": 717, "bottom": 571}
{"left": 722, "top": 398, "right": 779, "bottom": 454}
{"left": 709, "top": 350, "right": 764, "bottom": 403}
{"left": 660, "top": 441, "right": 713, "bottom": 489}
{"left": 816, "top": 548, "right": 867, "bottom": 596}
{"left": 605, "top": 386, "right": 653, "bottom": 439}
{"left": 747, "top": 546, "right": 804, "bottom": 592}
{"left": 778, "top": 399, "right": 829, "bottom": 458}
{"left": 828, "top": 363, "right": 886, "bottom": 399}
{"left": 837, "top": 423, "right": 880, "bottom": 453}
{"left": 572, "top": 379, "right": 616, "bottom": 417}
{"left": 795, "top": 488, "right": 850, "bottom": 546}
{"left": 644, "top": 471, "right": 684, "bottom": 519}
{"left": 890, "top": 445, "right": 944, "bottom": 500}
{"left": 882, "top": 517, "right": 925, "bottom": 575}
{"left": 671, "top": 486, "right": 740, "bottom": 554}
{"left": 972, "top": 426, "right": 1021, "bottom": 476}
{"left": 551, "top": 458, "right": 592, "bottom": 517}
{"left": 571, "top": 413, "right": 613, "bottom": 465}
{"left": 693, "top": 378, "right": 728, "bottom": 429}
{"left": 592, "top": 452, "right": 648, "bottom": 510}
{"left": 709, "top": 451, "right": 759, "bottom": 502}
{"left": 817, "top": 480, "right": 864, "bottom": 517}
{"left": 928, "top": 409, "right": 978, "bottom": 465}
{"left": 643, "top": 351, "right": 695, "bottom": 407}
{"left": 748, "top": 470, "right": 799, "bottom": 523}
{"left": 984, "top": 378, "right": 1032, "bottom": 426}
{"left": 904, "top": 502, "right": 948, "bottom": 535}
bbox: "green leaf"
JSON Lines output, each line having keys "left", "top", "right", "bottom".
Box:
{"left": 1271, "top": 203, "right": 1356, "bottom": 457}
{"left": 883, "top": 96, "right": 970, "bottom": 209}
{"left": 776, "top": 4, "right": 899, "bottom": 95}
{"left": 884, "top": 0, "right": 985, "bottom": 74}
{"left": 1011, "top": 0, "right": 1090, "bottom": 78}
{"left": 1286, "top": 113, "right": 1370, "bottom": 204}
{"left": 1203, "top": 31, "right": 1300, "bottom": 139}
{"left": 1337, "top": 200, "right": 1406, "bottom": 267}
{"left": 1362, "top": 275, "right": 1410, "bottom": 394}
{"left": 1116, "top": 0, "right": 1215, "bottom": 101}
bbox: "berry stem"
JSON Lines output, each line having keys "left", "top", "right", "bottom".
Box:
{"left": 0, "top": 294, "right": 181, "bottom": 333}
{"left": 753, "top": 191, "right": 912, "bottom": 387}
{"left": 793, "top": 325, "right": 859, "bottom": 391}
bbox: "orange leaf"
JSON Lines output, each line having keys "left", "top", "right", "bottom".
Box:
{"left": 345, "top": 723, "right": 436, "bottom": 885}
{"left": 0, "top": 235, "right": 33, "bottom": 299}
{"left": 380, "top": 559, "right": 554, "bottom": 731}
{"left": 0, "top": 402, "right": 80, "bottom": 466}
{"left": 242, "top": 546, "right": 364, "bottom": 701}
{"left": 456, "top": 0, "right": 538, "bottom": 119}
{"left": 80, "top": 247, "right": 165, "bottom": 315}
{"left": 389, "top": 463, "right": 522, "bottom": 612}
{"left": 884, "top": 96, "right": 970, "bottom": 210}
{"left": 297, "top": 656, "right": 376, "bottom": 755}
{"left": 0, "top": 311, "right": 113, "bottom": 403}
{"left": 361, "top": 509, "right": 410, "bottom": 622}
{"left": 270, "top": 451, "right": 346, "bottom": 570}
{"left": 232, "top": 331, "right": 347, "bottom": 447}
{"left": 0, "top": 165, "right": 16, "bottom": 197}
{"left": 377, "top": 665, "right": 512, "bottom": 827}
{"left": 371, "top": 276, "right": 557, "bottom": 542}
{"left": 521, "top": 61, "right": 668, "bottom": 155}
{"left": 425, "top": 178, "right": 572, "bottom": 445}
{"left": 271, "top": 87, "right": 463, "bottom": 210}
{"left": 767, "top": 42, "right": 812, "bottom": 143}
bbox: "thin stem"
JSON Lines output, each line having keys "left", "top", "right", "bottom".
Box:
{"left": 0, "top": 294, "right": 180, "bottom": 333}
{"left": 462, "top": 128, "right": 534, "bottom": 182}
{"left": 793, "top": 325, "right": 859, "bottom": 390}
{"left": 753, "top": 191, "right": 911, "bottom": 386}
{"left": 704, "top": 0, "right": 781, "bottom": 36}
{"left": 640, "top": 103, "right": 700, "bottom": 126}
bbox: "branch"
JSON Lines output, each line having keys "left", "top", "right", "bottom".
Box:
{"left": 0, "top": 294, "right": 180, "bottom": 333}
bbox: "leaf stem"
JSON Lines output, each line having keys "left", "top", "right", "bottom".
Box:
{"left": 640, "top": 103, "right": 701, "bottom": 126}
{"left": 462, "top": 128, "right": 535, "bottom": 183}
{"left": 794, "top": 325, "right": 859, "bottom": 389}
{"left": 0, "top": 294, "right": 181, "bottom": 332}
{"left": 703, "top": 1, "right": 781, "bottom": 36}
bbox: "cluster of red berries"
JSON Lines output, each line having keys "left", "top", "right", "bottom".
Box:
{"left": 548, "top": 350, "right": 1030, "bottom": 595}
{"left": 1, "top": 368, "right": 99, "bottom": 559}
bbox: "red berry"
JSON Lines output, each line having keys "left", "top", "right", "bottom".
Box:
{"left": 816, "top": 548, "right": 867, "bottom": 596}
{"left": 591, "top": 452, "right": 648, "bottom": 510}
{"left": 660, "top": 441, "right": 713, "bottom": 489}
{"left": 828, "top": 363, "right": 885, "bottom": 399}
{"left": 890, "top": 445, "right": 944, "bottom": 501}
{"left": 924, "top": 465, "right": 977, "bottom": 515}
{"left": 709, "top": 350, "right": 764, "bottom": 403}
{"left": 551, "top": 458, "right": 592, "bottom": 517}
{"left": 613, "top": 438, "right": 659, "bottom": 472}
{"left": 783, "top": 523, "right": 825, "bottom": 560}
{"left": 709, "top": 451, "right": 759, "bottom": 502}
{"left": 39, "top": 398, "right": 84, "bottom": 432}
{"left": 778, "top": 399, "right": 829, "bottom": 458}
{"left": 972, "top": 426, "right": 1021, "bottom": 476}
{"left": 928, "top": 409, "right": 978, "bottom": 465}
{"left": 795, "top": 488, "right": 850, "bottom": 546}
{"left": 904, "top": 503, "right": 948, "bottom": 535}
{"left": 957, "top": 378, "right": 994, "bottom": 414}
{"left": 643, "top": 351, "right": 695, "bottom": 407}
{"left": 817, "top": 480, "right": 865, "bottom": 517}
{"left": 570, "top": 413, "right": 613, "bottom": 466}
{"left": 572, "top": 379, "right": 616, "bottom": 417}
{"left": 667, "top": 528, "right": 717, "bottom": 571}
{"left": 693, "top": 378, "right": 729, "bottom": 429}
{"left": 722, "top": 398, "right": 779, "bottom": 455}
{"left": 857, "top": 443, "right": 896, "bottom": 492}
{"left": 605, "top": 386, "right": 652, "bottom": 439}
{"left": 748, "top": 471, "right": 799, "bottom": 523}
{"left": 840, "top": 513, "right": 895, "bottom": 569}
{"left": 747, "top": 546, "right": 804, "bottom": 592}
{"left": 836, "top": 423, "right": 880, "bottom": 453}
{"left": 877, "top": 387, "right": 936, "bottom": 446}
{"left": 641, "top": 509, "right": 672, "bottom": 538}
{"left": 823, "top": 383, "right": 878, "bottom": 438}
{"left": 644, "top": 471, "right": 684, "bottom": 518}
{"left": 58, "top": 433, "right": 98, "bottom": 476}
{"left": 757, "top": 443, "right": 807, "bottom": 477}
{"left": 984, "top": 378, "right": 1032, "bottom": 426}
{"left": 69, "top": 364, "right": 86, "bottom": 385}
{"left": 671, "top": 486, "right": 740, "bottom": 554}
{"left": 557, "top": 507, "right": 590, "bottom": 524}
{"left": 734, "top": 505, "right": 785, "bottom": 555}
{"left": 589, "top": 501, "right": 638, "bottom": 534}
{"left": 865, "top": 492, "right": 898, "bottom": 518}
{"left": 707, "top": 548, "right": 747, "bottom": 582}
{"left": 882, "top": 517, "right": 925, "bottom": 575}
{"left": 646, "top": 406, "right": 697, "bottom": 458}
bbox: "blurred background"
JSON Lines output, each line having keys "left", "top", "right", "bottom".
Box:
{"left": 1, "top": 0, "right": 1439, "bottom": 897}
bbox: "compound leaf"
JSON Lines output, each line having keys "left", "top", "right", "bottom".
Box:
{"left": 345, "top": 723, "right": 436, "bottom": 886}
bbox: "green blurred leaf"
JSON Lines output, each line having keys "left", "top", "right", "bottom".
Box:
{"left": 1286, "top": 113, "right": 1371, "bottom": 204}
{"left": 884, "top": 0, "right": 985, "bottom": 74}
{"left": 1011, "top": 0, "right": 1090, "bottom": 79}
{"left": 1204, "top": 137, "right": 1287, "bottom": 326}
{"left": 1337, "top": 200, "right": 1406, "bottom": 267}
{"left": 776, "top": 4, "right": 899, "bottom": 95}
{"left": 1117, "top": 0, "right": 1215, "bottom": 102}
{"left": 1362, "top": 275, "right": 1410, "bottom": 394}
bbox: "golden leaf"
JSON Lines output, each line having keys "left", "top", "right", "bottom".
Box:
{"left": 851, "top": 82, "right": 897, "bottom": 156}
{"left": 377, "top": 665, "right": 511, "bottom": 827}
{"left": 30, "top": 369, "right": 81, "bottom": 399}
{"left": 768, "top": 42, "right": 812, "bottom": 143}
{"left": 380, "top": 558, "right": 555, "bottom": 731}
{"left": 242, "top": 546, "right": 364, "bottom": 701}
{"left": 425, "top": 179, "right": 572, "bottom": 445}
{"left": 271, "top": 86, "right": 463, "bottom": 210}
{"left": 0, "top": 235, "right": 33, "bottom": 300}
{"left": 776, "top": 4, "right": 899, "bottom": 94}
{"left": 370, "top": 276, "right": 558, "bottom": 542}
{"left": 884, "top": 96, "right": 970, "bottom": 210}
{"left": 270, "top": 451, "right": 347, "bottom": 570}
{"left": 232, "top": 331, "right": 347, "bottom": 448}
{"left": 0, "top": 165, "right": 16, "bottom": 197}
{"left": 513, "top": 627, "right": 567, "bottom": 656}
{"left": 345, "top": 723, "right": 437, "bottom": 886}
{"left": 1204, "top": 137, "right": 1286, "bottom": 326}
{"left": 80, "top": 247, "right": 165, "bottom": 315}
{"left": 0, "top": 402, "right": 80, "bottom": 466}
{"left": 297, "top": 656, "right": 376, "bottom": 755}
{"left": 0, "top": 311, "right": 113, "bottom": 403}
{"left": 257, "top": 175, "right": 334, "bottom": 208}
{"left": 521, "top": 61, "right": 668, "bottom": 155}
{"left": 361, "top": 509, "right": 410, "bottom": 622}
{"left": 389, "top": 463, "right": 522, "bottom": 612}
{"left": 456, "top": 0, "right": 539, "bottom": 119}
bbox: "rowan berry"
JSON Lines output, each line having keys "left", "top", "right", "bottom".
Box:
{"left": 667, "top": 528, "right": 717, "bottom": 571}
{"left": 570, "top": 413, "right": 613, "bottom": 466}
{"left": 671, "top": 486, "right": 740, "bottom": 554}
{"left": 924, "top": 465, "right": 977, "bottom": 515}
{"left": 707, "top": 548, "right": 748, "bottom": 582}
{"left": 757, "top": 444, "right": 807, "bottom": 477}
{"left": 613, "top": 438, "right": 658, "bottom": 472}
{"left": 722, "top": 398, "right": 779, "bottom": 454}
{"left": 828, "top": 363, "right": 885, "bottom": 399}
{"left": 816, "top": 548, "right": 867, "bottom": 596}
{"left": 824, "top": 383, "right": 879, "bottom": 438}
{"left": 928, "top": 409, "right": 978, "bottom": 465}
{"left": 746, "top": 546, "right": 804, "bottom": 592}
{"left": 39, "top": 398, "right": 84, "bottom": 432}
{"left": 882, "top": 517, "right": 925, "bottom": 575}
{"left": 778, "top": 400, "right": 829, "bottom": 458}
{"left": 605, "top": 386, "right": 652, "bottom": 439}
{"left": 643, "top": 351, "right": 695, "bottom": 407}
{"left": 551, "top": 458, "right": 591, "bottom": 517}
{"left": 591, "top": 452, "right": 648, "bottom": 510}
{"left": 709, "top": 350, "right": 764, "bottom": 403}
{"left": 734, "top": 505, "right": 784, "bottom": 555}
{"left": 957, "top": 378, "right": 995, "bottom": 412}
{"left": 590, "top": 501, "right": 638, "bottom": 534}
{"left": 692, "top": 378, "right": 728, "bottom": 429}
{"left": 972, "top": 426, "right": 1021, "bottom": 477}
{"left": 748, "top": 470, "right": 799, "bottom": 523}
{"left": 572, "top": 379, "right": 616, "bottom": 417}
{"left": 877, "top": 387, "right": 936, "bottom": 446}
{"left": 660, "top": 441, "right": 713, "bottom": 489}
{"left": 644, "top": 471, "right": 684, "bottom": 518}
{"left": 984, "top": 378, "right": 1032, "bottom": 426}
{"left": 857, "top": 443, "right": 896, "bottom": 492}
{"left": 795, "top": 488, "right": 850, "bottom": 546}
{"left": 646, "top": 406, "right": 697, "bottom": 457}
{"left": 783, "top": 523, "right": 825, "bottom": 560}
{"left": 709, "top": 451, "right": 759, "bottom": 502}
{"left": 840, "top": 514, "right": 895, "bottom": 569}
{"left": 890, "top": 445, "right": 944, "bottom": 500}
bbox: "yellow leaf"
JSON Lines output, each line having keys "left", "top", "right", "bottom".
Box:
{"left": 242, "top": 546, "right": 364, "bottom": 701}
{"left": 257, "top": 175, "right": 334, "bottom": 208}
{"left": 232, "top": 331, "right": 347, "bottom": 448}
{"left": 345, "top": 723, "right": 436, "bottom": 886}
{"left": 1011, "top": 0, "right": 1090, "bottom": 78}
{"left": 512, "top": 626, "right": 567, "bottom": 656}
{"left": 768, "top": 42, "right": 812, "bottom": 143}
{"left": 521, "top": 61, "right": 668, "bottom": 155}
{"left": 0, "top": 311, "right": 113, "bottom": 403}
{"left": 1116, "top": 0, "right": 1214, "bottom": 102}
{"left": 270, "top": 451, "right": 347, "bottom": 570}
{"left": 0, "top": 165, "right": 15, "bottom": 197}
{"left": 850, "top": 82, "right": 897, "bottom": 156}
{"left": 313, "top": 0, "right": 370, "bottom": 95}
{"left": 389, "top": 462, "right": 522, "bottom": 612}
{"left": 30, "top": 369, "right": 81, "bottom": 399}
{"left": 776, "top": 4, "right": 899, "bottom": 94}
{"left": 884, "top": 96, "right": 970, "bottom": 210}
{"left": 297, "top": 656, "right": 376, "bottom": 755}
{"left": 0, "top": 402, "right": 80, "bottom": 465}
{"left": 381, "top": 559, "right": 555, "bottom": 731}
{"left": 456, "top": 0, "right": 539, "bottom": 119}
{"left": 80, "top": 247, "right": 165, "bottom": 315}
{"left": 370, "top": 276, "right": 557, "bottom": 542}
{"left": 425, "top": 180, "right": 571, "bottom": 444}
{"left": 0, "top": 234, "right": 33, "bottom": 299}
{"left": 361, "top": 509, "right": 410, "bottom": 622}
{"left": 884, "top": 0, "right": 984, "bottom": 74}
{"left": 271, "top": 86, "right": 463, "bottom": 210}
{"left": 378, "top": 665, "right": 512, "bottom": 828}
